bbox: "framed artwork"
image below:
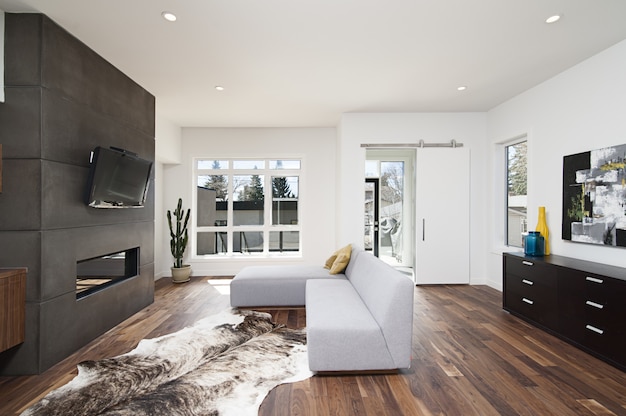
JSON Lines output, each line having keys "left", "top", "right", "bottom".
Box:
{"left": 562, "top": 143, "right": 626, "bottom": 247}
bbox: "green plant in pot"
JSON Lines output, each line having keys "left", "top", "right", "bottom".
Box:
{"left": 168, "top": 198, "right": 191, "bottom": 283}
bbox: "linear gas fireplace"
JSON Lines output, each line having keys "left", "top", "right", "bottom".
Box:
{"left": 76, "top": 248, "right": 140, "bottom": 299}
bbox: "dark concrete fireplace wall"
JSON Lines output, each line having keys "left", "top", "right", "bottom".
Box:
{"left": 0, "top": 13, "right": 155, "bottom": 375}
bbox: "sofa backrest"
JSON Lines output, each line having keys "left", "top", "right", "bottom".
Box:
{"left": 345, "top": 245, "right": 364, "bottom": 278}
{"left": 347, "top": 250, "right": 414, "bottom": 368}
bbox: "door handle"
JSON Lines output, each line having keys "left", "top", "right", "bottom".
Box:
{"left": 422, "top": 218, "right": 425, "bottom": 241}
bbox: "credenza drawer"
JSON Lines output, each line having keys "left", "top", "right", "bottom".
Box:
{"left": 560, "top": 269, "right": 623, "bottom": 304}
{"left": 506, "top": 274, "right": 552, "bottom": 300}
{"left": 504, "top": 287, "right": 558, "bottom": 329}
{"left": 580, "top": 323, "right": 624, "bottom": 364}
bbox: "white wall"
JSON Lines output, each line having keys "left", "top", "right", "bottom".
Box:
{"left": 486, "top": 39, "right": 626, "bottom": 289}
{"left": 156, "top": 115, "right": 183, "bottom": 164}
{"left": 1, "top": 10, "right": 5, "bottom": 102}
{"left": 154, "top": 114, "right": 182, "bottom": 279}
{"left": 337, "top": 113, "right": 489, "bottom": 285}
{"left": 160, "top": 127, "right": 337, "bottom": 277}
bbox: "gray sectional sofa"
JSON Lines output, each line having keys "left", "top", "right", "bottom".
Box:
{"left": 230, "top": 246, "right": 414, "bottom": 372}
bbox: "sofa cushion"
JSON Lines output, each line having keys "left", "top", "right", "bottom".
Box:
{"left": 306, "top": 279, "right": 396, "bottom": 371}
{"left": 230, "top": 265, "right": 346, "bottom": 307}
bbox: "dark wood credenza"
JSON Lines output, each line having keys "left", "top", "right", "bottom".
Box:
{"left": 0, "top": 268, "right": 27, "bottom": 353}
{"left": 503, "top": 252, "right": 626, "bottom": 371}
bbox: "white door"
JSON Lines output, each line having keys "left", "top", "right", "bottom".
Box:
{"left": 415, "top": 147, "right": 470, "bottom": 284}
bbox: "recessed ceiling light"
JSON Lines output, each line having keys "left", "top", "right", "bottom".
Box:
{"left": 545, "top": 14, "right": 561, "bottom": 24}
{"left": 457, "top": 86, "right": 467, "bottom": 91}
{"left": 161, "top": 11, "right": 177, "bottom": 22}
{"left": 215, "top": 86, "right": 225, "bottom": 91}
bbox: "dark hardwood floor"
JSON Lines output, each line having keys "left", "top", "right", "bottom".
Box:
{"left": 1, "top": 276, "right": 625, "bottom": 415}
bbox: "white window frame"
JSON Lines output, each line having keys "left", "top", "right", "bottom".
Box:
{"left": 505, "top": 137, "right": 528, "bottom": 248}
{"left": 192, "top": 157, "right": 302, "bottom": 258}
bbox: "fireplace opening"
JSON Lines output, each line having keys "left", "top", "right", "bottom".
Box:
{"left": 76, "top": 248, "right": 139, "bottom": 299}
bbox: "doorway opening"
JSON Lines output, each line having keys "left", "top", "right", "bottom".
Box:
{"left": 364, "top": 149, "right": 415, "bottom": 276}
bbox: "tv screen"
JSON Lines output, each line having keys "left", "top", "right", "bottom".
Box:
{"left": 85, "top": 146, "right": 153, "bottom": 208}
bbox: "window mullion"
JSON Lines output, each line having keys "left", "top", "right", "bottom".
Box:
{"left": 264, "top": 173, "right": 271, "bottom": 254}
{"left": 227, "top": 170, "right": 234, "bottom": 255}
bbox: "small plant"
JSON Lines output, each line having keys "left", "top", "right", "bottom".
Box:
{"left": 167, "top": 198, "right": 191, "bottom": 268}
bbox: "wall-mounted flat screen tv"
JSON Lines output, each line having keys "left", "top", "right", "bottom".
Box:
{"left": 85, "top": 146, "right": 153, "bottom": 208}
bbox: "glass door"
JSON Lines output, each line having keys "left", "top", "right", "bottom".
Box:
{"left": 365, "top": 150, "right": 414, "bottom": 271}
{"left": 364, "top": 179, "right": 379, "bottom": 256}
{"left": 379, "top": 161, "right": 405, "bottom": 267}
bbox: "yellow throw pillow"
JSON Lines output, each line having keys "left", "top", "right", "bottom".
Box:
{"left": 324, "top": 252, "right": 338, "bottom": 269}
{"left": 329, "top": 244, "right": 352, "bottom": 275}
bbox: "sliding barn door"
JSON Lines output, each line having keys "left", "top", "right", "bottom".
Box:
{"left": 415, "top": 147, "right": 470, "bottom": 284}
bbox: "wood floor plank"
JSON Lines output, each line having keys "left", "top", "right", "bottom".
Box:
{"left": 388, "top": 375, "right": 433, "bottom": 416}
{"left": 2, "top": 280, "right": 626, "bottom": 416}
{"left": 578, "top": 398, "right": 619, "bottom": 416}
{"left": 482, "top": 322, "right": 558, "bottom": 367}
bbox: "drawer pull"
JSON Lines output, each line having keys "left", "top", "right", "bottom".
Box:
{"left": 585, "top": 325, "right": 604, "bottom": 335}
{"left": 522, "top": 261, "right": 534, "bottom": 266}
{"left": 522, "top": 298, "right": 534, "bottom": 305}
{"left": 585, "top": 300, "right": 604, "bottom": 309}
{"left": 585, "top": 276, "right": 604, "bottom": 284}
{"left": 522, "top": 279, "right": 534, "bottom": 285}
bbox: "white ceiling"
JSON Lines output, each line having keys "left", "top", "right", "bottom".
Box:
{"left": 2, "top": 0, "right": 626, "bottom": 128}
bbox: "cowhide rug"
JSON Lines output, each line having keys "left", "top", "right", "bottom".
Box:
{"left": 22, "top": 309, "right": 311, "bottom": 416}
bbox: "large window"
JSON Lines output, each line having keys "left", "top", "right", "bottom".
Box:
{"left": 195, "top": 158, "right": 301, "bottom": 256}
{"left": 506, "top": 140, "right": 528, "bottom": 247}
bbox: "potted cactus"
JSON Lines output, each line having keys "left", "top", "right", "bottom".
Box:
{"left": 167, "top": 198, "right": 191, "bottom": 283}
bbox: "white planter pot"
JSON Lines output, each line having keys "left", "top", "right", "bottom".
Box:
{"left": 171, "top": 265, "right": 191, "bottom": 283}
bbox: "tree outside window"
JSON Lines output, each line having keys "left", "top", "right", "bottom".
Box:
{"left": 506, "top": 141, "right": 528, "bottom": 247}
{"left": 195, "top": 158, "right": 301, "bottom": 256}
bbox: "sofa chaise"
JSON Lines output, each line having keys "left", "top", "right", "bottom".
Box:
{"left": 230, "top": 245, "right": 414, "bottom": 372}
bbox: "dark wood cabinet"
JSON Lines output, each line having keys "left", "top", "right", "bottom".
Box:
{"left": 0, "top": 268, "right": 27, "bottom": 353}
{"left": 503, "top": 252, "right": 626, "bottom": 371}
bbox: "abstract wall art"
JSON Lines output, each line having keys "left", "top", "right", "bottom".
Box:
{"left": 562, "top": 143, "right": 626, "bottom": 247}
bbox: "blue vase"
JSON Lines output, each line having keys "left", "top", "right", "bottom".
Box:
{"left": 524, "top": 231, "right": 545, "bottom": 256}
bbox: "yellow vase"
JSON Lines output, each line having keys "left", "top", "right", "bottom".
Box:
{"left": 536, "top": 206, "right": 550, "bottom": 255}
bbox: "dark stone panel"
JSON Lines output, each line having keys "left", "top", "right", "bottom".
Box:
{"left": 40, "top": 222, "right": 155, "bottom": 301}
{"left": 35, "top": 293, "right": 74, "bottom": 372}
{"left": 0, "top": 302, "right": 42, "bottom": 375}
{"left": 41, "top": 161, "right": 155, "bottom": 230}
{"left": 40, "top": 230, "right": 76, "bottom": 302}
{"left": 0, "top": 231, "right": 42, "bottom": 302}
{"left": 39, "top": 263, "right": 154, "bottom": 371}
{"left": 0, "top": 159, "right": 42, "bottom": 231}
{"left": 0, "top": 12, "right": 156, "bottom": 375}
{"left": 71, "top": 222, "right": 155, "bottom": 267}
{"left": 0, "top": 87, "right": 42, "bottom": 159}
{"left": 71, "top": 263, "right": 154, "bottom": 351}
{"left": 4, "top": 13, "right": 42, "bottom": 86}
{"left": 41, "top": 88, "right": 155, "bottom": 166}
{"left": 41, "top": 16, "right": 155, "bottom": 137}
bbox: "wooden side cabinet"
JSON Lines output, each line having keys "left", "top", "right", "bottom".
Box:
{"left": 0, "top": 268, "right": 27, "bottom": 352}
{"left": 503, "top": 252, "right": 626, "bottom": 371}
